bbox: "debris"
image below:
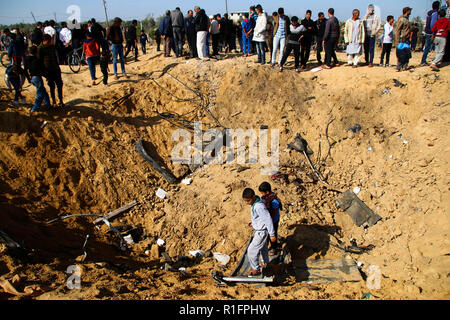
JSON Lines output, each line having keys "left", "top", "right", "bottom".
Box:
{"left": 361, "top": 292, "right": 373, "bottom": 299}
{"left": 353, "top": 187, "right": 361, "bottom": 195}
{"left": 93, "top": 200, "right": 138, "bottom": 224}
{"left": 47, "top": 214, "right": 127, "bottom": 251}
{"left": 213, "top": 252, "right": 231, "bottom": 266}
{"left": 311, "top": 67, "right": 322, "bottom": 73}
{"left": 382, "top": 90, "right": 390, "bottom": 95}
{"left": 75, "top": 234, "right": 90, "bottom": 262}
{"left": 367, "top": 147, "right": 372, "bottom": 151}
{"left": 294, "top": 255, "right": 362, "bottom": 283}
{"left": 336, "top": 190, "right": 382, "bottom": 228}
{"left": 182, "top": 178, "right": 192, "bottom": 185}
{"left": 189, "top": 250, "right": 205, "bottom": 258}
{"left": 231, "top": 111, "right": 241, "bottom": 117}
{"left": 156, "top": 188, "right": 167, "bottom": 199}
{"left": 0, "top": 230, "right": 21, "bottom": 250}
{"left": 393, "top": 79, "right": 406, "bottom": 87}
{"left": 123, "top": 234, "right": 135, "bottom": 246}
{"left": 403, "top": 140, "right": 409, "bottom": 145}
{"left": 136, "top": 138, "right": 177, "bottom": 184}
{"left": 157, "top": 238, "right": 165, "bottom": 247}
{"left": 348, "top": 124, "right": 362, "bottom": 133}
{"left": 112, "top": 89, "right": 134, "bottom": 105}
{"left": 304, "top": 96, "right": 316, "bottom": 102}
{"left": 40, "top": 120, "right": 48, "bottom": 129}
{"left": 366, "top": 265, "right": 382, "bottom": 290}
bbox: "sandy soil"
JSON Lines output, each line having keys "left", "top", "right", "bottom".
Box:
{"left": 0, "top": 44, "right": 449, "bottom": 300}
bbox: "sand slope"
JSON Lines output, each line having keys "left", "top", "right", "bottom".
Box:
{"left": 0, "top": 45, "right": 449, "bottom": 300}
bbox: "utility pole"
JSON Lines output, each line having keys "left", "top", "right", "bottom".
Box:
{"left": 31, "top": 12, "right": 36, "bottom": 23}
{"left": 225, "top": 0, "right": 229, "bottom": 14}
{"left": 102, "top": 0, "right": 110, "bottom": 27}
{"left": 54, "top": 12, "right": 57, "bottom": 22}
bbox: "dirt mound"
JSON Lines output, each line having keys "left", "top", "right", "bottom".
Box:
{"left": 0, "top": 47, "right": 449, "bottom": 300}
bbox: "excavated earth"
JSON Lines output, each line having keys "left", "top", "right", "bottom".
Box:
{"left": 0, "top": 46, "right": 449, "bottom": 300}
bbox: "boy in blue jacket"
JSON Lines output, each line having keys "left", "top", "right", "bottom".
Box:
{"left": 259, "top": 182, "right": 282, "bottom": 256}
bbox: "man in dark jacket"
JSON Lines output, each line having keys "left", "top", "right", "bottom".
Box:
{"left": 322, "top": 8, "right": 340, "bottom": 68}
{"left": 185, "top": 10, "right": 197, "bottom": 58}
{"left": 194, "top": 7, "right": 209, "bottom": 59}
{"left": 24, "top": 45, "right": 51, "bottom": 111}
{"left": 71, "top": 20, "right": 84, "bottom": 50}
{"left": 171, "top": 7, "right": 185, "bottom": 57}
{"left": 316, "top": 12, "right": 327, "bottom": 65}
{"left": 38, "top": 34, "right": 64, "bottom": 107}
{"left": 125, "top": 20, "right": 139, "bottom": 61}
{"left": 160, "top": 11, "right": 173, "bottom": 57}
{"left": 89, "top": 18, "right": 106, "bottom": 49}
{"left": 300, "top": 10, "right": 317, "bottom": 68}
{"left": 31, "top": 22, "right": 44, "bottom": 46}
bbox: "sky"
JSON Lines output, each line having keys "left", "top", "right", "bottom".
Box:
{"left": 0, "top": 0, "right": 441, "bottom": 26}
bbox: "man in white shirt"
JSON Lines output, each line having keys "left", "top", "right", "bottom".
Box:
{"left": 210, "top": 15, "right": 220, "bottom": 56}
{"left": 44, "top": 20, "right": 56, "bottom": 45}
{"left": 59, "top": 22, "right": 72, "bottom": 47}
{"left": 380, "top": 16, "right": 394, "bottom": 66}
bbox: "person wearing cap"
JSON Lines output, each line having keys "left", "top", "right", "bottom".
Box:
{"left": 106, "top": 17, "right": 127, "bottom": 79}
{"left": 362, "top": 4, "right": 381, "bottom": 67}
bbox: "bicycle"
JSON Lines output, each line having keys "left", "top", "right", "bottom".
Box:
{"left": 66, "top": 46, "right": 86, "bottom": 73}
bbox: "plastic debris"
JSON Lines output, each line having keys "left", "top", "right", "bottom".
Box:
{"left": 382, "top": 90, "right": 390, "bottom": 95}
{"left": 156, "top": 238, "right": 165, "bottom": 247}
{"left": 213, "top": 252, "right": 231, "bottom": 266}
{"left": 124, "top": 234, "right": 134, "bottom": 245}
{"left": 189, "top": 250, "right": 205, "bottom": 258}
{"left": 403, "top": 140, "right": 409, "bottom": 145}
{"left": 348, "top": 124, "right": 362, "bottom": 133}
{"left": 156, "top": 188, "right": 167, "bottom": 199}
{"left": 367, "top": 147, "right": 372, "bottom": 151}
{"left": 353, "top": 187, "right": 361, "bottom": 195}
{"left": 182, "top": 178, "right": 192, "bottom": 185}
{"left": 40, "top": 121, "right": 48, "bottom": 129}
{"left": 366, "top": 265, "right": 382, "bottom": 290}
{"left": 311, "top": 67, "right": 322, "bottom": 73}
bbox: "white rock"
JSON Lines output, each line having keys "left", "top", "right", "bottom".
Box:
{"left": 156, "top": 188, "right": 167, "bottom": 199}
{"left": 353, "top": 187, "right": 361, "bottom": 195}
{"left": 213, "top": 252, "right": 231, "bottom": 266}
{"left": 156, "top": 238, "right": 165, "bottom": 246}
{"left": 182, "top": 178, "right": 193, "bottom": 185}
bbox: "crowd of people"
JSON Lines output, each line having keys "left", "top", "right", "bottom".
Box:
{"left": 1, "top": 2, "right": 449, "bottom": 112}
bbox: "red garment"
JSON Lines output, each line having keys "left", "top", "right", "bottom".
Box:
{"left": 83, "top": 38, "right": 100, "bottom": 57}
{"left": 432, "top": 17, "right": 450, "bottom": 38}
